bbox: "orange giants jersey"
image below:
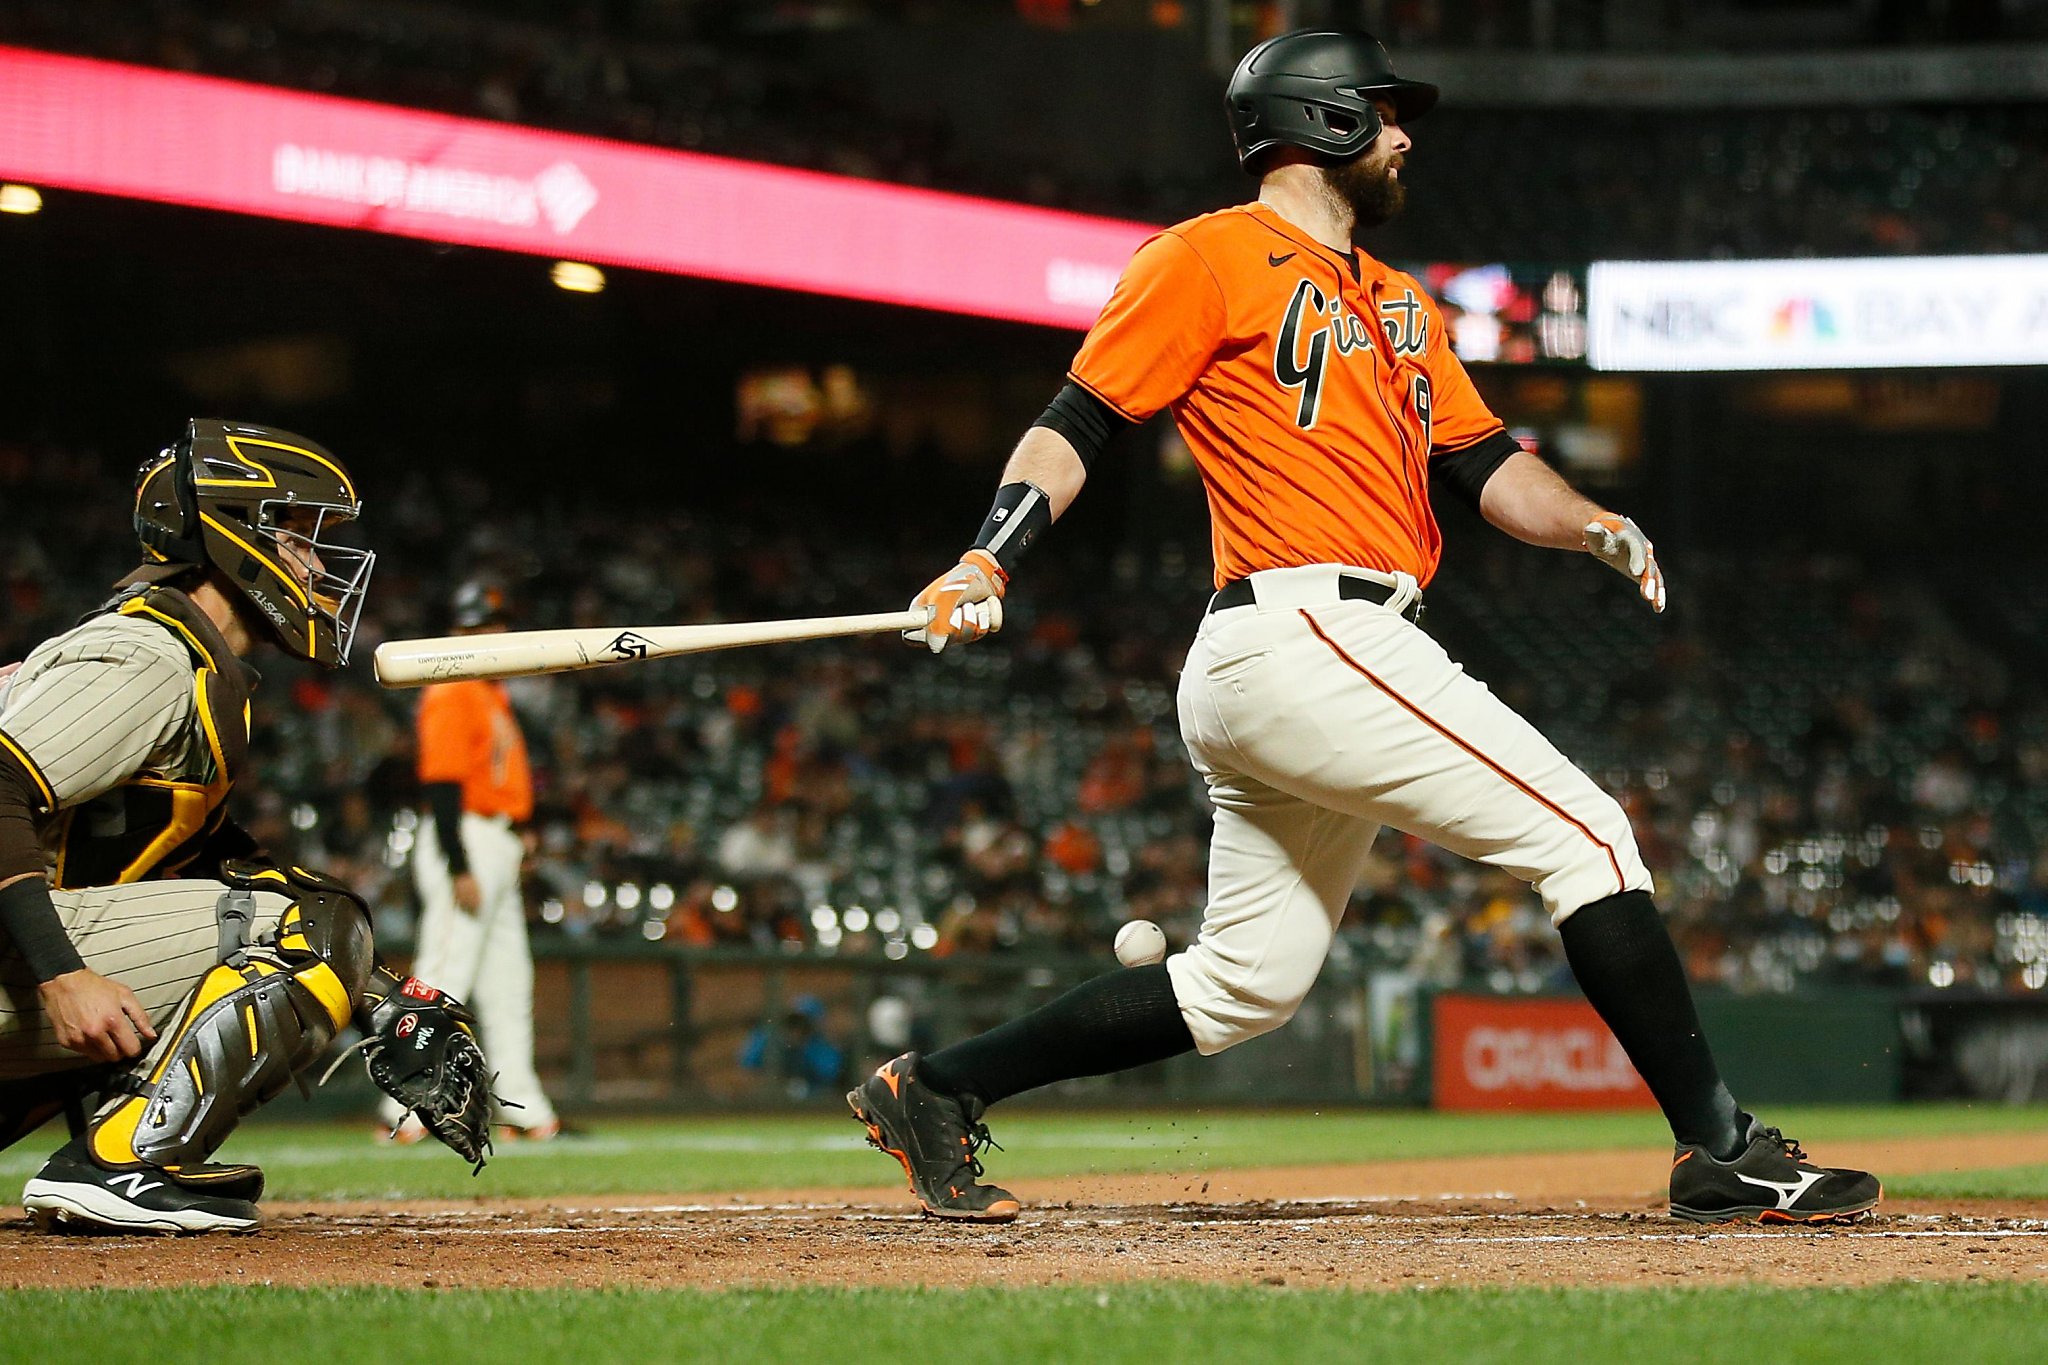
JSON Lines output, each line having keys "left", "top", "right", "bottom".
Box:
{"left": 1069, "top": 202, "right": 1509, "bottom": 589}
{"left": 416, "top": 679, "right": 533, "bottom": 823}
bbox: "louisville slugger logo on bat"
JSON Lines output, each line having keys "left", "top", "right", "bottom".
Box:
{"left": 606, "top": 631, "right": 656, "bottom": 660}
{"left": 371, "top": 607, "right": 933, "bottom": 688}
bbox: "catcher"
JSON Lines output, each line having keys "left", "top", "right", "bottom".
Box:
{"left": 0, "top": 419, "right": 493, "bottom": 1233}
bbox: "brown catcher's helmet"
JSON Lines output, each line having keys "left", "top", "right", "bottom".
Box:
{"left": 130, "top": 419, "right": 376, "bottom": 667}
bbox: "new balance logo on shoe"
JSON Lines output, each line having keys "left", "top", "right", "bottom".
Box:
{"left": 1735, "top": 1169, "right": 1827, "bottom": 1210}
{"left": 105, "top": 1172, "right": 164, "bottom": 1198}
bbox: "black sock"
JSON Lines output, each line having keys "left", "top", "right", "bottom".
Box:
{"left": 919, "top": 964, "right": 1196, "bottom": 1108}
{"left": 1559, "top": 890, "right": 1746, "bottom": 1159}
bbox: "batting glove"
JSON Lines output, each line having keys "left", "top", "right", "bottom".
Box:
{"left": 1583, "top": 514, "right": 1667, "bottom": 613}
{"left": 906, "top": 550, "right": 1006, "bottom": 655}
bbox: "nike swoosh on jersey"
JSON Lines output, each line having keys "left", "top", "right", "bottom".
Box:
{"left": 1734, "top": 1169, "right": 1827, "bottom": 1209}
{"left": 1267, "top": 252, "right": 1296, "bottom": 267}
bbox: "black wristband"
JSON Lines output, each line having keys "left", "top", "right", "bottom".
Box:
{"left": 972, "top": 481, "right": 1055, "bottom": 575}
{"left": 423, "top": 783, "right": 470, "bottom": 876}
{"left": 0, "top": 876, "right": 87, "bottom": 983}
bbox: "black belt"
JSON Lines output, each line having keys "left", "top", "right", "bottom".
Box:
{"left": 1206, "top": 573, "right": 1423, "bottom": 623}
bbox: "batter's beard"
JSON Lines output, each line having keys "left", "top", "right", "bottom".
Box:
{"left": 1324, "top": 149, "right": 1406, "bottom": 229}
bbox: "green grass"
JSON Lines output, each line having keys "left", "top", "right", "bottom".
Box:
{"left": 1890, "top": 1162, "right": 2048, "bottom": 1200}
{"left": 2, "top": 1283, "right": 2044, "bottom": 1365}
{"left": 0, "top": 1103, "right": 2036, "bottom": 1202}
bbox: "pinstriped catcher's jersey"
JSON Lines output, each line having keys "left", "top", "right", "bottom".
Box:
{"left": 0, "top": 587, "right": 253, "bottom": 887}
{"left": 1069, "top": 202, "right": 1508, "bottom": 589}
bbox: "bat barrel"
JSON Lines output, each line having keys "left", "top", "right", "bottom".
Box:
{"left": 373, "top": 608, "right": 932, "bottom": 687}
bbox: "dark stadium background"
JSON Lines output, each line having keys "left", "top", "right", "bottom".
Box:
{"left": 4, "top": 0, "right": 2048, "bottom": 1111}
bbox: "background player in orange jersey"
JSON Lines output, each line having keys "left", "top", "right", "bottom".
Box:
{"left": 852, "top": 28, "right": 1878, "bottom": 1228}
{"left": 381, "top": 581, "right": 561, "bottom": 1143}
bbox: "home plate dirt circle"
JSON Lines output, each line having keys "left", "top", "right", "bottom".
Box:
{"left": 1, "top": 1138, "right": 2043, "bottom": 1293}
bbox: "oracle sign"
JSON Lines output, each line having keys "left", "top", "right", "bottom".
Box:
{"left": 1432, "top": 994, "right": 1654, "bottom": 1111}
{"left": 1589, "top": 256, "right": 2048, "bottom": 370}
{"left": 0, "top": 46, "right": 1151, "bottom": 328}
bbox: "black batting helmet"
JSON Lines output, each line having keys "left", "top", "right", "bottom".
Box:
{"left": 1226, "top": 29, "right": 1438, "bottom": 173}
{"left": 128, "top": 419, "right": 375, "bottom": 668}
{"left": 449, "top": 580, "right": 509, "bottom": 631}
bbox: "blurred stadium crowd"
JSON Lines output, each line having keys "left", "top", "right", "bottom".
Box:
{"left": 5, "top": 442, "right": 2047, "bottom": 998}
{"left": 7, "top": 0, "right": 2046, "bottom": 258}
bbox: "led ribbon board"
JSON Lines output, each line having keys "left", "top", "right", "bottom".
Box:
{"left": 0, "top": 46, "right": 1152, "bottom": 329}
{"left": 1590, "top": 256, "right": 2048, "bottom": 370}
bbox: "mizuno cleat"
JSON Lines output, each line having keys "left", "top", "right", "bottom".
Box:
{"left": 1669, "top": 1120, "right": 1880, "bottom": 1225}
{"left": 848, "top": 1052, "right": 1020, "bottom": 1223}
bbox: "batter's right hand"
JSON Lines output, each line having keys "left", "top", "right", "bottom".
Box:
{"left": 39, "top": 968, "right": 157, "bottom": 1063}
{"left": 453, "top": 871, "right": 483, "bottom": 915}
{"left": 905, "top": 550, "right": 1006, "bottom": 655}
{"left": 1583, "top": 514, "right": 1667, "bottom": 613}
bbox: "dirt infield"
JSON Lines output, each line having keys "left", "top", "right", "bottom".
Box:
{"left": 4, "top": 1133, "right": 2044, "bottom": 1293}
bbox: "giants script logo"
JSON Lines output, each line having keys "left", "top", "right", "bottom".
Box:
{"left": 1273, "top": 281, "right": 1429, "bottom": 429}
{"left": 606, "top": 631, "right": 656, "bottom": 660}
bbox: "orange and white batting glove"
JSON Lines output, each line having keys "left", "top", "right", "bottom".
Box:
{"left": 1583, "top": 514, "right": 1667, "bottom": 613}
{"left": 905, "top": 549, "right": 1006, "bottom": 655}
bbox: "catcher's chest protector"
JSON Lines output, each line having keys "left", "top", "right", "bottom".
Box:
{"left": 47, "top": 586, "right": 256, "bottom": 889}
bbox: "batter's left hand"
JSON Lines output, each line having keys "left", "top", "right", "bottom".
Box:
{"left": 1584, "top": 515, "right": 1666, "bottom": 613}
{"left": 906, "top": 550, "right": 1006, "bottom": 655}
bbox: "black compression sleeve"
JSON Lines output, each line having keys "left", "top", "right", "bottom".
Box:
{"left": 0, "top": 744, "right": 79, "bottom": 980}
{"left": 0, "top": 878, "right": 85, "bottom": 982}
{"left": 1430, "top": 428, "right": 1522, "bottom": 512}
{"left": 0, "top": 743, "right": 53, "bottom": 887}
{"left": 423, "top": 783, "right": 470, "bottom": 876}
{"left": 1030, "top": 381, "right": 1132, "bottom": 470}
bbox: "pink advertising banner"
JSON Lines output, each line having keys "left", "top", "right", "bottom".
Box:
{"left": 0, "top": 46, "right": 1153, "bottom": 328}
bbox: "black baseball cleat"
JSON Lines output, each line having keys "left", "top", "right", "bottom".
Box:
{"left": 848, "top": 1053, "right": 1021, "bottom": 1222}
{"left": 1669, "top": 1120, "right": 1880, "bottom": 1225}
{"left": 22, "top": 1137, "right": 260, "bottom": 1233}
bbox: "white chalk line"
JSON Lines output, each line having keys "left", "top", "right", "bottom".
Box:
{"left": 244, "top": 1224, "right": 2048, "bottom": 1247}
{"left": 0, "top": 1128, "right": 1200, "bottom": 1178}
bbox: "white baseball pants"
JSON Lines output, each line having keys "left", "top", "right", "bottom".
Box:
{"left": 380, "top": 812, "right": 556, "bottom": 1129}
{"left": 1167, "top": 564, "right": 1651, "bottom": 1055}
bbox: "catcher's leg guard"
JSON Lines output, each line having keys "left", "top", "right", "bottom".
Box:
{"left": 83, "top": 867, "right": 375, "bottom": 1178}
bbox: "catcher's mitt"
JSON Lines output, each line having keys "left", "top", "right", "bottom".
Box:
{"left": 354, "top": 976, "right": 495, "bottom": 1172}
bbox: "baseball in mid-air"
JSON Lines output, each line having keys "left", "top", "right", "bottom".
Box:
{"left": 1113, "top": 919, "right": 1168, "bottom": 967}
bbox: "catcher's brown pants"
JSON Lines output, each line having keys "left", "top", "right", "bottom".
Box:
{"left": 0, "top": 880, "right": 287, "bottom": 1080}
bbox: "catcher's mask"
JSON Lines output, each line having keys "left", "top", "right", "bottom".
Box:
{"left": 129, "top": 419, "right": 376, "bottom": 667}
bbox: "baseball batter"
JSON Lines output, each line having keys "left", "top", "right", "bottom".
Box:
{"left": 379, "top": 582, "right": 559, "bottom": 1141}
{"left": 851, "top": 29, "right": 1879, "bottom": 1227}
{"left": 0, "top": 420, "right": 493, "bottom": 1232}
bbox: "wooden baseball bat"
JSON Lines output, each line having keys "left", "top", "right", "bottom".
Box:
{"left": 372, "top": 607, "right": 932, "bottom": 688}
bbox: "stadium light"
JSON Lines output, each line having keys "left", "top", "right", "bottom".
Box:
{"left": 551, "top": 260, "right": 605, "bottom": 294}
{"left": 0, "top": 183, "right": 41, "bottom": 214}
